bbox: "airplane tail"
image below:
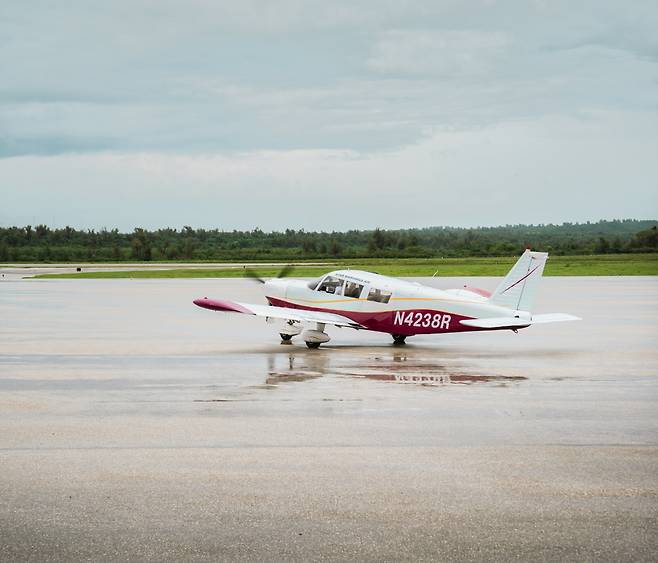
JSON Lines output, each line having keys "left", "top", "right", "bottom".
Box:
{"left": 489, "top": 250, "right": 548, "bottom": 312}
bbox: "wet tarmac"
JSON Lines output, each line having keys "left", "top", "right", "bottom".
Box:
{"left": 1, "top": 276, "right": 657, "bottom": 561}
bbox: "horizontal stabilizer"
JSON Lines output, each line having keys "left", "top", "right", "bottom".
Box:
{"left": 527, "top": 313, "right": 581, "bottom": 324}
{"left": 460, "top": 313, "right": 580, "bottom": 329}
{"left": 460, "top": 317, "right": 532, "bottom": 329}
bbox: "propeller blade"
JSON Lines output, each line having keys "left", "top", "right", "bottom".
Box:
{"left": 277, "top": 264, "right": 295, "bottom": 278}
{"left": 244, "top": 267, "right": 266, "bottom": 284}
{"left": 244, "top": 264, "right": 294, "bottom": 284}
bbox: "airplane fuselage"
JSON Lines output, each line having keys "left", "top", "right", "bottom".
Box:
{"left": 263, "top": 270, "right": 520, "bottom": 336}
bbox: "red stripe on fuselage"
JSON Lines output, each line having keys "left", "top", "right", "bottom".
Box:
{"left": 266, "top": 296, "right": 481, "bottom": 336}
{"left": 463, "top": 286, "right": 492, "bottom": 298}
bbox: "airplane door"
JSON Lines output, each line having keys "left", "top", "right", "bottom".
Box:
{"left": 338, "top": 279, "right": 365, "bottom": 314}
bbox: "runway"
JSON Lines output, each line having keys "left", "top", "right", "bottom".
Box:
{"left": 1, "top": 276, "right": 657, "bottom": 561}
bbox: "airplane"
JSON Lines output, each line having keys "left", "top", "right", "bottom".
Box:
{"left": 193, "top": 249, "right": 580, "bottom": 348}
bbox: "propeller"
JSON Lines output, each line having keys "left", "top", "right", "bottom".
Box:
{"left": 276, "top": 264, "right": 295, "bottom": 279}
{"left": 244, "top": 264, "right": 295, "bottom": 284}
{"left": 244, "top": 267, "right": 266, "bottom": 284}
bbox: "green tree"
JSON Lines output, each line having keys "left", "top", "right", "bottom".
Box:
{"left": 596, "top": 237, "right": 610, "bottom": 254}
{"left": 371, "top": 228, "right": 386, "bottom": 250}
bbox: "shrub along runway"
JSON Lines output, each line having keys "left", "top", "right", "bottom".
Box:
{"left": 0, "top": 276, "right": 656, "bottom": 561}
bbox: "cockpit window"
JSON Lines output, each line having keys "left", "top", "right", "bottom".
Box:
{"left": 307, "top": 278, "right": 321, "bottom": 290}
{"left": 367, "top": 287, "right": 392, "bottom": 303}
{"left": 344, "top": 281, "right": 364, "bottom": 299}
{"left": 317, "top": 275, "right": 344, "bottom": 295}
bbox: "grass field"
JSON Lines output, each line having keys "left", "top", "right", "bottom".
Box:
{"left": 29, "top": 254, "right": 658, "bottom": 279}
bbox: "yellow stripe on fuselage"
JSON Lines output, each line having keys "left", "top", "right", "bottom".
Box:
{"left": 280, "top": 296, "right": 482, "bottom": 305}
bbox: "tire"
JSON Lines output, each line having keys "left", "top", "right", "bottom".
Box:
{"left": 280, "top": 333, "right": 293, "bottom": 341}
{"left": 305, "top": 341, "right": 321, "bottom": 349}
{"left": 392, "top": 334, "right": 407, "bottom": 345}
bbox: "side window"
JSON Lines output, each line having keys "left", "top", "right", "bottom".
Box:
{"left": 367, "top": 287, "right": 392, "bottom": 303}
{"left": 317, "top": 275, "right": 344, "bottom": 295}
{"left": 344, "top": 281, "right": 364, "bottom": 299}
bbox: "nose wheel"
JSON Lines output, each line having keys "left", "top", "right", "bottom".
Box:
{"left": 279, "top": 320, "right": 302, "bottom": 343}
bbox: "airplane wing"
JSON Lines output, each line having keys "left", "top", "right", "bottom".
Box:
{"left": 460, "top": 313, "right": 580, "bottom": 329}
{"left": 193, "top": 297, "right": 364, "bottom": 329}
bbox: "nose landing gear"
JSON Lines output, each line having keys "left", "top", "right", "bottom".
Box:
{"left": 280, "top": 320, "right": 302, "bottom": 343}
{"left": 278, "top": 321, "right": 330, "bottom": 348}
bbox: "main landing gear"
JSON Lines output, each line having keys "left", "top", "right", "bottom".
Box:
{"left": 392, "top": 334, "right": 407, "bottom": 345}
{"left": 303, "top": 323, "right": 330, "bottom": 349}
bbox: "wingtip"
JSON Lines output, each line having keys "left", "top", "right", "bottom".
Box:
{"left": 192, "top": 297, "right": 253, "bottom": 314}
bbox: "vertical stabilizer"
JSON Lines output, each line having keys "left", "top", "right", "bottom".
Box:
{"left": 489, "top": 250, "right": 548, "bottom": 311}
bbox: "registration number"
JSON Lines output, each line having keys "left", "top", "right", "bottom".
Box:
{"left": 393, "top": 311, "right": 451, "bottom": 329}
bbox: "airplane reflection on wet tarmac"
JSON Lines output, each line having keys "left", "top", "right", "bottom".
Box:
{"left": 264, "top": 350, "right": 527, "bottom": 387}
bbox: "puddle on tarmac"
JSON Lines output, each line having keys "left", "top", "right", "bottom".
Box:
{"left": 345, "top": 373, "right": 527, "bottom": 385}
{"left": 260, "top": 350, "right": 526, "bottom": 387}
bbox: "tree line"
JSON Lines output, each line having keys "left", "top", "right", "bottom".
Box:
{"left": 0, "top": 219, "right": 656, "bottom": 262}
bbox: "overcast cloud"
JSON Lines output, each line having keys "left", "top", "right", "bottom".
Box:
{"left": 1, "top": 0, "right": 657, "bottom": 230}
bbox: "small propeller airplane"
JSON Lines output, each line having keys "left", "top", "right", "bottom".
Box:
{"left": 194, "top": 250, "right": 580, "bottom": 348}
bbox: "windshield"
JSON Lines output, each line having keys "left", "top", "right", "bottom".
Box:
{"left": 316, "top": 275, "right": 344, "bottom": 295}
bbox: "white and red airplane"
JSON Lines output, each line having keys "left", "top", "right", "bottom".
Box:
{"left": 194, "top": 250, "right": 580, "bottom": 348}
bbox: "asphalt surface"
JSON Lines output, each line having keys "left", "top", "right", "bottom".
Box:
{"left": 1, "top": 276, "right": 656, "bottom": 561}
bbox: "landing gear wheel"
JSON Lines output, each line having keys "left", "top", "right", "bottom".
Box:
{"left": 305, "top": 341, "right": 321, "bottom": 349}
{"left": 392, "top": 334, "right": 407, "bottom": 345}
{"left": 280, "top": 333, "right": 293, "bottom": 342}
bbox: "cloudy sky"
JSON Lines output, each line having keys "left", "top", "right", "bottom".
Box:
{"left": 1, "top": 0, "right": 657, "bottom": 231}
